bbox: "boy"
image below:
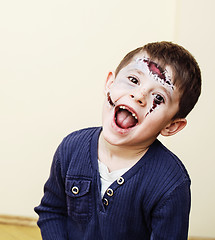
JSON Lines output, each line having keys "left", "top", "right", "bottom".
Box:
{"left": 35, "top": 41, "right": 201, "bottom": 239}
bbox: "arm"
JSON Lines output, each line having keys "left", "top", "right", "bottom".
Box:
{"left": 150, "top": 181, "right": 191, "bottom": 240}
{"left": 35, "top": 147, "right": 68, "bottom": 240}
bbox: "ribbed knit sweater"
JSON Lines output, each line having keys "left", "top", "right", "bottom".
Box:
{"left": 35, "top": 127, "right": 191, "bottom": 240}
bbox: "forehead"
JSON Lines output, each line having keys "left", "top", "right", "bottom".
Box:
{"left": 124, "top": 53, "right": 175, "bottom": 91}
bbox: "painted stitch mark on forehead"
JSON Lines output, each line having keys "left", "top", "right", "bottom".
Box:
{"left": 136, "top": 57, "right": 174, "bottom": 91}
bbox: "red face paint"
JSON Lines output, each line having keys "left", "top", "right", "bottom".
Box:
{"left": 148, "top": 61, "right": 165, "bottom": 80}
{"left": 136, "top": 57, "right": 174, "bottom": 90}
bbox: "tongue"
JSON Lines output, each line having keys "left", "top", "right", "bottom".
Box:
{"left": 116, "top": 109, "right": 137, "bottom": 129}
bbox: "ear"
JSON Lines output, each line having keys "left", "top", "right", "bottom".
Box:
{"left": 104, "top": 71, "right": 115, "bottom": 94}
{"left": 160, "top": 118, "right": 187, "bottom": 136}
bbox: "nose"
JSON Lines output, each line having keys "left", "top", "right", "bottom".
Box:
{"left": 130, "top": 91, "right": 147, "bottom": 106}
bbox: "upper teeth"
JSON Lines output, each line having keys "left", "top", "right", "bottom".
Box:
{"left": 119, "top": 106, "right": 126, "bottom": 109}
{"left": 119, "top": 106, "right": 138, "bottom": 120}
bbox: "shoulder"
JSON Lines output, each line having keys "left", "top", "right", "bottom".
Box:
{"left": 151, "top": 139, "right": 190, "bottom": 183}
{"left": 141, "top": 139, "right": 191, "bottom": 203}
{"left": 57, "top": 127, "right": 101, "bottom": 153}
{"left": 54, "top": 127, "right": 101, "bottom": 176}
{"left": 139, "top": 140, "right": 191, "bottom": 213}
{"left": 63, "top": 126, "right": 101, "bottom": 144}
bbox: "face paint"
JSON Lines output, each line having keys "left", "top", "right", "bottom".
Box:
{"left": 107, "top": 92, "right": 115, "bottom": 107}
{"left": 134, "top": 57, "right": 172, "bottom": 117}
{"left": 145, "top": 95, "right": 162, "bottom": 117}
{"left": 135, "top": 57, "right": 174, "bottom": 91}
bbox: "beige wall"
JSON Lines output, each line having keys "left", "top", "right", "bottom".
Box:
{"left": 0, "top": 0, "right": 214, "bottom": 237}
{"left": 163, "top": 0, "right": 215, "bottom": 237}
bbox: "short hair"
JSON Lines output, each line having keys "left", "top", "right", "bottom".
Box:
{"left": 115, "top": 41, "right": 202, "bottom": 119}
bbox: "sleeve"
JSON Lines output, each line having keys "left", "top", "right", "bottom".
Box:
{"left": 34, "top": 145, "right": 68, "bottom": 240}
{"left": 150, "top": 180, "right": 191, "bottom": 240}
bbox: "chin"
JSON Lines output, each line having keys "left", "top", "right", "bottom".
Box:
{"left": 102, "top": 123, "right": 134, "bottom": 147}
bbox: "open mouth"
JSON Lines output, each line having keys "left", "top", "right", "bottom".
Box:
{"left": 115, "top": 105, "right": 138, "bottom": 129}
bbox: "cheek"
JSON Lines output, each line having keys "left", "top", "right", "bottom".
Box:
{"left": 110, "top": 80, "right": 136, "bottom": 97}
{"left": 109, "top": 83, "right": 126, "bottom": 99}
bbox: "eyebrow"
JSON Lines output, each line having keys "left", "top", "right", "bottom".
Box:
{"left": 132, "top": 68, "right": 146, "bottom": 76}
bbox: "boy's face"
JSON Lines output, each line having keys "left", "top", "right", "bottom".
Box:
{"left": 102, "top": 52, "right": 184, "bottom": 149}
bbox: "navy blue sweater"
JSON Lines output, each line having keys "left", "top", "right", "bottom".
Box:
{"left": 35, "top": 127, "right": 191, "bottom": 239}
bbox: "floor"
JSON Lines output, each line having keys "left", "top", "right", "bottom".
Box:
{"left": 0, "top": 223, "right": 214, "bottom": 240}
{"left": 189, "top": 238, "right": 215, "bottom": 240}
{"left": 0, "top": 224, "right": 42, "bottom": 240}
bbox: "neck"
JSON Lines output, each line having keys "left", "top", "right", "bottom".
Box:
{"left": 98, "top": 132, "right": 149, "bottom": 172}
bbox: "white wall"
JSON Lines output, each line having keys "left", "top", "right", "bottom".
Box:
{"left": 0, "top": 0, "right": 214, "bottom": 237}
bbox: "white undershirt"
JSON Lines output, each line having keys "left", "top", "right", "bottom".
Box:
{"left": 98, "top": 160, "right": 129, "bottom": 197}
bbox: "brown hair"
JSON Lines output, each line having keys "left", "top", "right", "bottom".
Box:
{"left": 115, "top": 41, "right": 202, "bottom": 119}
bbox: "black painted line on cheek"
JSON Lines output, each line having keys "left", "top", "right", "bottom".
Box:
{"left": 107, "top": 92, "right": 115, "bottom": 107}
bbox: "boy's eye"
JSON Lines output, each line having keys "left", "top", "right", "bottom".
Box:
{"left": 153, "top": 94, "right": 164, "bottom": 105}
{"left": 128, "top": 76, "right": 139, "bottom": 84}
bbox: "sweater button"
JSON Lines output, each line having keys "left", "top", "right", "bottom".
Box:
{"left": 117, "top": 177, "right": 124, "bottom": 185}
{"left": 71, "top": 186, "right": 79, "bottom": 195}
{"left": 103, "top": 198, "right": 109, "bottom": 206}
{"left": 106, "top": 188, "right": 114, "bottom": 196}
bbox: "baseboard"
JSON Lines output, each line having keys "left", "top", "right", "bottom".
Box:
{"left": 0, "top": 215, "right": 37, "bottom": 227}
